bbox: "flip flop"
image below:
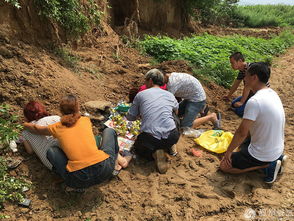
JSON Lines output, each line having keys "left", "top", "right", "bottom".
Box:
{"left": 6, "top": 157, "right": 23, "bottom": 169}
{"left": 200, "top": 105, "right": 209, "bottom": 117}
{"left": 112, "top": 169, "right": 121, "bottom": 176}
{"left": 213, "top": 112, "right": 222, "bottom": 130}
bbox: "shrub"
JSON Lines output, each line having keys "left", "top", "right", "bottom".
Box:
{"left": 233, "top": 5, "right": 294, "bottom": 27}
{"left": 4, "top": 0, "right": 103, "bottom": 38}
{"left": 0, "top": 105, "right": 22, "bottom": 150}
{"left": 3, "top": 0, "right": 21, "bottom": 8}
{"left": 0, "top": 157, "right": 29, "bottom": 208}
{"left": 140, "top": 31, "right": 294, "bottom": 87}
{"left": 185, "top": 0, "right": 239, "bottom": 25}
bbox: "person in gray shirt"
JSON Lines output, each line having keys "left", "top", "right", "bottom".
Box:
{"left": 126, "top": 69, "right": 179, "bottom": 174}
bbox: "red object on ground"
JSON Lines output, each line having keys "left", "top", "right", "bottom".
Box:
{"left": 191, "top": 148, "right": 202, "bottom": 157}
{"left": 139, "top": 84, "right": 167, "bottom": 92}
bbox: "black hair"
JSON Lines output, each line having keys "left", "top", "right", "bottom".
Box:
{"left": 230, "top": 52, "right": 245, "bottom": 62}
{"left": 247, "top": 62, "right": 271, "bottom": 84}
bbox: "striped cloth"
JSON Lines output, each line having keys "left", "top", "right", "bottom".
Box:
{"left": 22, "top": 116, "right": 60, "bottom": 170}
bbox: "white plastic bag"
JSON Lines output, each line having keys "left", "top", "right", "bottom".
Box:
{"left": 182, "top": 128, "right": 205, "bottom": 138}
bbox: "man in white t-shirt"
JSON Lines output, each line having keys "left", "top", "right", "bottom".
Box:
{"left": 220, "top": 62, "right": 286, "bottom": 183}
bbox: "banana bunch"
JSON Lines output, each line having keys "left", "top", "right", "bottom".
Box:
{"left": 110, "top": 107, "right": 140, "bottom": 137}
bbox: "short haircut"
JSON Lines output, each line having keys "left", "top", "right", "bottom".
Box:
{"left": 230, "top": 52, "right": 245, "bottom": 62}
{"left": 145, "top": 69, "right": 164, "bottom": 86}
{"left": 247, "top": 62, "right": 270, "bottom": 84}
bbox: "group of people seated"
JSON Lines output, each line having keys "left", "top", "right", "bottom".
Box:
{"left": 22, "top": 52, "right": 286, "bottom": 192}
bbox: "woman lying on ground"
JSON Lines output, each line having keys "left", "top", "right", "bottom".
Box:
{"left": 23, "top": 95, "right": 129, "bottom": 191}
{"left": 22, "top": 101, "right": 60, "bottom": 170}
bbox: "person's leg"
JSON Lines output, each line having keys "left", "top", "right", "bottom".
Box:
{"left": 178, "top": 100, "right": 188, "bottom": 118}
{"left": 231, "top": 96, "right": 246, "bottom": 117}
{"left": 263, "top": 160, "right": 282, "bottom": 183}
{"left": 181, "top": 100, "right": 206, "bottom": 128}
{"left": 95, "top": 135, "right": 102, "bottom": 148}
{"left": 133, "top": 132, "right": 158, "bottom": 161}
{"left": 47, "top": 146, "right": 68, "bottom": 179}
{"left": 192, "top": 113, "right": 218, "bottom": 128}
{"left": 99, "top": 128, "right": 119, "bottom": 160}
{"left": 220, "top": 141, "right": 269, "bottom": 174}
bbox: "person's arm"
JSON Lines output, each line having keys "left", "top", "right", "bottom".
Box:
{"left": 23, "top": 140, "right": 34, "bottom": 154}
{"left": 224, "top": 79, "right": 242, "bottom": 100}
{"left": 126, "top": 94, "right": 140, "bottom": 121}
{"left": 23, "top": 122, "right": 51, "bottom": 136}
{"left": 172, "top": 95, "right": 179, "bottom": 115}
{"left": 220, "top": 119, "right": 254, "bottom": 169}
{"left": 233, "top": 86, "right": 251, "bottom": 107}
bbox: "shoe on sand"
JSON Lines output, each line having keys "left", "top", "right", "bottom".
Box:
{"left": 169, "top": 144, "right": 178, "bottom": 156}
{"left": 154, "top": 149, "right": 168, "bottom": 174}
{"left": 278, "top": 154, "right": 288, "bottom": 174}
{"left": 264, "top": 160, "right": 281, "bottom": 184}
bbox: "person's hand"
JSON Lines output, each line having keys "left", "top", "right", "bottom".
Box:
{"left": 233, "top": 101, "right": 243, "bottom": 108}
{"left": 23, "top": 122, "right": 31, "bottom": 128}
{"left": 220, "top": 151, "right": 232, "bottom": 171}
{"left": 23, "top": 122, "right": 35, "bottom": 131}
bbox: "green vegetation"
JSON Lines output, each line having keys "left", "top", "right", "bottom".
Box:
{"left": 0, "top": 157, "right": 29, "bottom": 208}
{"left": 185, "top": 0, "right": 239, "bottom": 25}
{"left": 4, "top": 0, "right": 103, "bottom": 38}
{"left": 34, "top": 0, "right": 103, "bottom": 37}
{"left": 0, "top": 105, "right": 22, "bottom": 150}
{"left": 0, "top": 106, "right": 29, "bottom": 208}
{"left": 140, "top": 31, "right": 294, "bottom": 87}
{"left": 4, "top": 0, "right": 20, "bottom": 8}
{"left": 234, "top": 5, "right": 294, "bottom": 27}
{"left": 52, "top": 47, "right": 80, "bottom": 70}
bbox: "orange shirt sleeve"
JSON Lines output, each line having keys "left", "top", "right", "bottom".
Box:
{"left": 47, "top": 122, "right": 61, "bottom": 138}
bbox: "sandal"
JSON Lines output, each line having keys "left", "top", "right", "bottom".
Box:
{"left": 213, "top": 112, "right": 222, "bottom": 130}
{"left": 6, "top": 157, "right": 23, "bottom": 169}
{"left": 200, "top": 105, "right": 209, "bottom": 117}
{"left": 112, "top": 169, "right": 121, "bottom": 176}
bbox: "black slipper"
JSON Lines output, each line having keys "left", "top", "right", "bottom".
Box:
{"left": 200, "top": 105, "right": 209, "bottom": 117}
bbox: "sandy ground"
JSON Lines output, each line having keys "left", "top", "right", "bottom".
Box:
{"left": 1, "top": 46, "right": 293, "bottom": 221}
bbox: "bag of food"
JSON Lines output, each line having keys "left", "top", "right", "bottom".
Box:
{"left": 194, "top": 130, "right": 233, "bottom": 154}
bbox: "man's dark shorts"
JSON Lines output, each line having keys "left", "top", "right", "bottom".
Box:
{"left": 134, "top": 128, "right": 179, "bottom": 160}
{"left": 231, "top": 138, "right": 269, "bottom": 169}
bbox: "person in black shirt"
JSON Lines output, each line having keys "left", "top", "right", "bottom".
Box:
{"left": 224, "top": 52, "right": 252, "bottom": 117}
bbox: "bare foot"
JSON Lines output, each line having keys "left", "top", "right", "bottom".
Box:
{"left": 115, "top": 159, "right": 122, "bottom": 171}
{"left": 209, "top": 113, "right": 217, "bottom": 123}
{"left": 117, "top": 154, "right": 128, "bottom": 168}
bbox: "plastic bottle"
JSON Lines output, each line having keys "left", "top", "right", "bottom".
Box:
{"left": 182, "top": 128, "right": 205, "bottom": 138}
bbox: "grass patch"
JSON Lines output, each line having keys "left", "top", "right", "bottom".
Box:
{"left": 139, "top": 31, "right": 294, "bottom": 88}
{"left": 234, "top": 5, "right": 294, "bottom": 27}
{"left": 52, "top": 47, "right": 80, "bottom": 71}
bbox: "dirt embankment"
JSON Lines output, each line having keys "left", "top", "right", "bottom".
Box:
{"left": 1, "top": 1, "right": 294, "bottom": 220}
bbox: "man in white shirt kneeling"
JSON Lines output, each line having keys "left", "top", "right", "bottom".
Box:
{"left": 220, "top": 62, "right": 286, "bottom": 183}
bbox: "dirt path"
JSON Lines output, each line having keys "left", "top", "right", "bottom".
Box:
{"left": 3, "top": 48, "right": 294, "bottom": 221}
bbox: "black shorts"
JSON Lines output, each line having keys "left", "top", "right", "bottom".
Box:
{"left": 231, "top": 138, "right": 269, "bottom": 169}
{"left": 134, "top": 128, "right": 179, "bottom": 160}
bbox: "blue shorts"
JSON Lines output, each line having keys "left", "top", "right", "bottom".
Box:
{"left": 231, "top": 96, "right": 246, "bottom": 117}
